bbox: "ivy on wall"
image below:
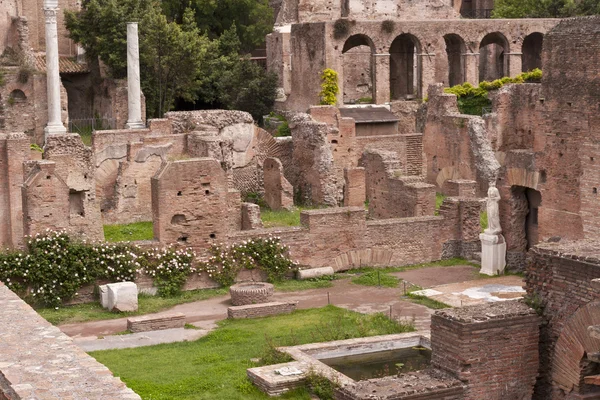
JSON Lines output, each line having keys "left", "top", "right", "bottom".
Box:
{"left": 319, "top": 68, "right": 340, "bottom": 106}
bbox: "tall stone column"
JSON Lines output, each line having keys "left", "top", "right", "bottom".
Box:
{"left": 126, "top": 22, "right": 145, "bottom": 129}
{"left": 43, "top": 1, "right": 67, "bottom": 137}
{"left": 373, "top": 53, "right": 390, "bottom": 105}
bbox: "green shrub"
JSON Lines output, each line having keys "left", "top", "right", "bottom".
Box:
{"left": 444, "top": 82, "right": 491, "bottom": 116}
{"left": 319, "top": 68, "right": 339, "bottom": 106}
{"left": 198, "top": 237, "right": 297, "bottom": 287}
{"left": 381, "top": 20, "right": 395, "bottom": 33}
{"left": 333, "top": 19, "right": 351, "bottom": 39}
{"left": 306, "top": 370, "right": 338, "bottom": 400}
{"left": 445, "top": 70, "right": 543, "bottom": 116}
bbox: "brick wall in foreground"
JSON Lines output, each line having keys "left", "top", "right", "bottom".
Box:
{"left": 0, "top": 282, "right": 140, "bottom": 399}
{"left": 431, "top": 301, "right": 540, "bottom": 400}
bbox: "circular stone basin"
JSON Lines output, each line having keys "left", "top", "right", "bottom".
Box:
{"left": 229, "top": 282, "right": 274, "bottom": 306}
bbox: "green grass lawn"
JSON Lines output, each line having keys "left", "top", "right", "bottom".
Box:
{"left": 273, "top": 277, "right": 334, "bottom": 292}
{"left": 260, "top": 208, "right": 303, "bottom": 228}
{"left": 37, "top": 288, "right": 227, "bottom": 325}
{"left": 103, "top": 221, "right": 154, "bottom": 242}
{"left": 91, "top": 306, "right": 414, "bottom": 400}
{"left": 351, "top": 270, "right": 399, "bottom": 288}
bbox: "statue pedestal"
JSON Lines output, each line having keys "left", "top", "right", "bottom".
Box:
{"left": 479, "top": 232, "right": 507, "bottom": 276}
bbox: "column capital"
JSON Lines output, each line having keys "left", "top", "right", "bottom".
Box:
{"left": 43, "top": 8, "right": 58, "bottom": 23}
{"left": 374, "top": 53, "right": 391, "bottom": 57}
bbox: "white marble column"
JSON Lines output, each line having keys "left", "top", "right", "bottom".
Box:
{"left": 126, "top": 22, "right": 145, "bottom": 129}
{"left": 43, "top": 1, "right": 67, "bottom": 137}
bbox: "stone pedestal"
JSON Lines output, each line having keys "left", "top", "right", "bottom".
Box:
{"left": 479, "top": 232, "right": 507, "bottom": 276}
{"left": 125, "top": 22, "right": 145, "bottom": 129}
{"left": 43, "top": 6, "right": 67, "bottom": 137}
{"left": 106, "top": 282, "right": 138, "bottom": 312}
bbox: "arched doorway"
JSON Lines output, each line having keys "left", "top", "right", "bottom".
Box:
{"left": 390, "top": 34, "right": 422, "bottom": 100}
{"left": 479, "top": 32, "right": 509, "bottom": 82}
{"left": 342, "top": 34, "right": 375, "bottom": 104}
{"left": 444, "top": 34, "right": 466, "bottom": 87}
{"left": 522, "top": 32, "right": 544, "bottom": 72}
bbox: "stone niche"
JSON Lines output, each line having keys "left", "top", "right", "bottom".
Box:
{"left": 151, "top": 158, "right": 241, "bottom": 250}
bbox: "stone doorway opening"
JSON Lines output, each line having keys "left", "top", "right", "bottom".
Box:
{"left": 389, "top": 34, "right": 421, "bottom": 100}
{"left": 342, "top": 34, "right": 375, "bottom": 104}
{"left": 511, "top": 186, "right": 541, "bottom": 252}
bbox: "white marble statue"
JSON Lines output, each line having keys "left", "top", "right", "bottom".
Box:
{"left": 485, "top": 184, "right": 502, "bottom": 235}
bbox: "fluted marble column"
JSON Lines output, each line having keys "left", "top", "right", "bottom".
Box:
{"left": 43, "top": 1, "right": 67, "bottom": 137}
{"left": 126, "top": 22, "right": 145, "bottom": 129}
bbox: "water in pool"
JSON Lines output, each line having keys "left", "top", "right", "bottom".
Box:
{"left": 320, "top": 347, "right": 431, "bottom": 381}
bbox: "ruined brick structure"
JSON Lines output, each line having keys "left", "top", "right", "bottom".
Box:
{"left": 268, "top": 5, "right": 557, "bottom": 111}
{"left": 422, "top": 17, "right": 600, "bottom": 271}
{"left": 527, "top": 240, "right": 600, "bottom": 400}
{"left": 151, "top": 158, "right": 242, "bottom": 251}
{"left": 431, "top": 301, "right": 540, "bottom": 400}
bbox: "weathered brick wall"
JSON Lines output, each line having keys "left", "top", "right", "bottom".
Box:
{"left": 0, "top": 133, "right": 28, "bottom": 249}
{"left": 280, "top": 18, "right": 557, "bottom": 111}
{"left": 264, "top": 157, "right": 293, "bottom": 210}
{"left": 0, "top": 282, "right": 141, "bottom": 399}
{"left": 43, "top": 134, "right": 104, "bottom": 241}
{"left": 22, "top": 160, "right": 70, "bottom": 236}
{"left": 526, "top": 241, "right": 600, "bottom": 399}
{"left": 227, "top": 301, "right": 297, "bottom": 319}
{"left": 152, "top": 158, "right": 241, "bottom": 251}
{"left": 361, "top": 149, "right": 435, "bottom": 219}
{"left": 343, "top": 167, "right": 365, "bottom": 207}
{"left": 127, "top": 313, "right": 185, "bottom": 333}
{"left": 442, "top": 180, "right": 477, "bottom": 198}
{"left": 431, "top": 301, "right": 540, "bottom": 400}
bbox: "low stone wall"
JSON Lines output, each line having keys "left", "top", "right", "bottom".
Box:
{"left": 229, "top": 282, "right": 275, "bottom": 306}
{"left": 127, "top": 313, "right": 186, "bottom": 333}
{"left": 227, "top": 301, "right": 298, "bottom": 319}
{"left": 431, "top": 301, "right": 540, "bottom": 400}
{"left": 0, "top": 282, "right": 140, "bottom": 399}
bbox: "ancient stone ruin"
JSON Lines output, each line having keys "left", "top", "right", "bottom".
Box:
{"left": 1, "top": 0, "right": 600, "bottom": 398}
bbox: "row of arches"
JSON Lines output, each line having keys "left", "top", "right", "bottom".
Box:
{"left": 341, "top": 31, "right": 544, "bottom": 104}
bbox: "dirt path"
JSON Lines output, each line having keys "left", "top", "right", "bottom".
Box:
{"left": 59, "top": 278, "right": 433, "bottom": 338}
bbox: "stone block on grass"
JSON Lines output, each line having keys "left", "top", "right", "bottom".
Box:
{"left": 107, "top": 282, "right": 138, "bottom": 312}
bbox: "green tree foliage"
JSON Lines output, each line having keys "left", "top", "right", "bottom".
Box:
{"left": 140, "top": 8, "right": 209, "bottom": 117}
{"left": 161, "top": 0, "right": 274, "bottom": 53}
{"left": 65, "top": 1, "right": 277, "bottom": 120}
{"left": 493, "top": 0, "right": 600, "bottom": 18}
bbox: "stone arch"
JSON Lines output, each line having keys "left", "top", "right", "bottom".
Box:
{"left": 479, "top": 32, "right": 509, "bottom": 81}
{"left": 522, "top": 32, "right": 544, "bottom": 72}
{"left": 342, "top": 34, "right": 375, "bottom": 104}
{"left": 334, "top": 248, "right": 394, "bottom": 271}
{"left": 390, "top": 33, "right": 422, "bottom": 100}
{"left": 444, "top": 33, "right": 466, "bottom": 87}
{"left": 552, "top": 302, "right": 600, "bottom": 396}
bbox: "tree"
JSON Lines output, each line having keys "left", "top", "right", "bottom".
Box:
{"left": 140, "top": 9, "right": 210, "bottom": 117}
{"left": 492, "top": 0, "right": 600, "bottom": 18}
{"left": 161, "top": 0, "right": 274, "bottom": 53}
{"left": 65, "top": 1, "right": 210, "bottom": 117}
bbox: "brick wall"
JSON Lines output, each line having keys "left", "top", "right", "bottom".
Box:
{"left": 0, "top": 282, "right": 141, "bottom": 399}
{"left": 431, "top": 301, "right": 540, "bottom": 400}
{"left": 227, "top": 301, "right": 297, "bottom": 319}
{"left": 0, "top": 133, "right": 29, "bottom": 249}
{"left": 527, "top": 241, "right": 600, "bottom": 399}
{"left": 361, "top": 149, "right": 435, "bottom": 219}
{"left": 152, "top": 158, "right": 241, "bottom": 251}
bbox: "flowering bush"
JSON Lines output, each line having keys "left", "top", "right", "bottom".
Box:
{"left": 137, "top": 246, "right": 195, "bottom": 296}
{"left": 0, "top": 230, "right": 195, "bottom": 307}
{"left": 199, "top": 237, "right": 296, "bottom": 287}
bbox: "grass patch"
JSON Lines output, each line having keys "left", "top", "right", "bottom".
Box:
{"left": 435, "top": 193, "right": 447, "bottom": 216}
{"left": 274, "top": 277, "right": 334, "bottom": 292}
{"left": 103, "top": 221, "right": 154, "bottom": 242}
{"left": 90, "top": 306, "right": 414, "bottom": 399}
{"left": 351, "top": 270, "right": 399, "bottom": 288}
{"left": 261, "top": 206, "right": 320, "bottom": 228}
{"left": 405, "top": 292, "right": 452, "bottom": 309}
{"left": 345, "top": 258, "right": 478, "bottom": 275}
{"left": 36, "top": 288, "right": 227, "bottom": 325}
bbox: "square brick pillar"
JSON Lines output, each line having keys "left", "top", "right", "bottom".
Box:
{"left": 463, "top": 52, "right": 480, "bottom": 86}
{"left": 508, "top": 52, "right": 523, "bottom": 78}
{"left": 373, "top": 53, "right": 390, "bottom": 104}
{"left": 431, "top": 302, "right": 540, "bottom": 400}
